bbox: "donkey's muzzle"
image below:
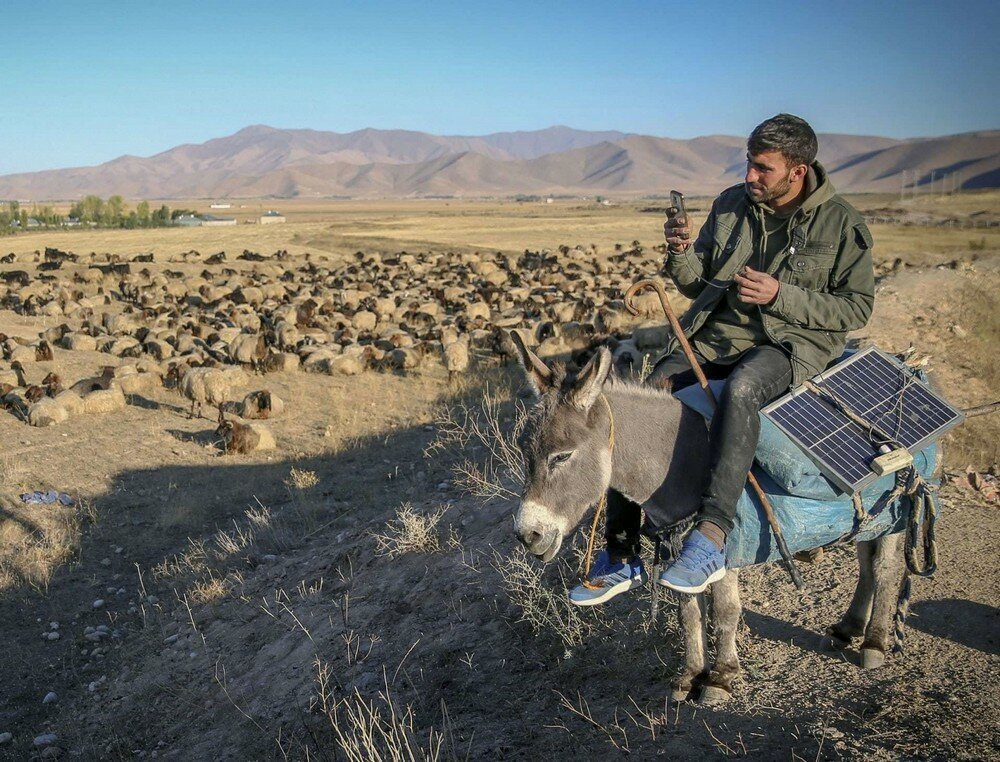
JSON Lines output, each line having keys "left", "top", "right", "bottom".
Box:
{"left": 515, "top": 500, "right": 565, "bottom": 561}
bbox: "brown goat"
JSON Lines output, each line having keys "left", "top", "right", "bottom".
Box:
{"left": 42, "top": 372, "right": 64, "bottom": 396}
{"left": 215, "top": 409, "right": 276, "bottom": 454}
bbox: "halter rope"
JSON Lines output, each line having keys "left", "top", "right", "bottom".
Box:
{"left": 582, "top": 393, "right": 616, "bottom": 589}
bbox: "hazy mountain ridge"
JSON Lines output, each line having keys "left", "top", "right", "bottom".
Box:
{"left": 1, "top": 126, "right": 997, "bottom": 200}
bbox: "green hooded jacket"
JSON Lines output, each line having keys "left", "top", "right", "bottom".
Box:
{"left": 661, "top": 161, "right": 875, "bottom": 389}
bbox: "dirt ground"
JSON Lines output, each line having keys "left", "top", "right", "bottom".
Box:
{"left": 0, "top": 203, "right": 998, "bottom": 760}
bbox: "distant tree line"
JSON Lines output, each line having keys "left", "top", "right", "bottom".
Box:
{"left": 68, "top": 195, "right": 195, "bottom": 229}
{"left": 0, "top": 201, "right": 62, "bottom": 235}
{"left": 0, "top": 196, "right": 197, "bottom": 235}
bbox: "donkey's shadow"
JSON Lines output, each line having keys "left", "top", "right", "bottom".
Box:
{"left": 908, "top": 598, "right": 998, "bottom": 656}
{"left": 742, "top": 609, "right": 848, "bottom": 662}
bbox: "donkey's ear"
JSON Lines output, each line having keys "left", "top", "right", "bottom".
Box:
{"left": 509, "top": 330, "right": 552, "bottom": 395}
{"left": 568, "top": 346, "right": 612, "bottom": 412}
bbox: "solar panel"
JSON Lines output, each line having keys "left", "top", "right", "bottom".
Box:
{"left": 762, "top": 348, "right": 964, "bottom": 494}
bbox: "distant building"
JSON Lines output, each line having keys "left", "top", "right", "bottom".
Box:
{"left": 210, "top": 202, "right": 232, "bottom": 209}
{"left": 175, "top": 214, "right": 202, "bottom": 227}
{"left": 201, "top": 214, "right": 237, "bottom": 227}
{"left": 259, "top": 210, "right": 285, "bottom": 225}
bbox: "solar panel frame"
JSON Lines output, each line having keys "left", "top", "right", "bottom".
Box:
{"left": 762, "top": 348, "right": 965, "bottom": 494}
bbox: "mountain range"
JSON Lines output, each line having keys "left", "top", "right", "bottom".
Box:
{"left": 1, "top": 125, "right": 997, "bottom": 200}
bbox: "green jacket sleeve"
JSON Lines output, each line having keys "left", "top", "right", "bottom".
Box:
{"left": 765, "top": 223, "right": 875, "bottom": 331}
{"left": 663, "top": 203, "right": 716, "bottom": 300}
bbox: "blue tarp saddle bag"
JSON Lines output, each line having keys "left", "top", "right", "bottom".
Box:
{"left": 673, "top": 374, "right": 942, "bottom": 569}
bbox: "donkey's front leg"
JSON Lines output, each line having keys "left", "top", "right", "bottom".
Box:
{"left": 860, "top": 533, "right": 904, "bottom": 669}
{"left": 673, "top": 592, "right": 709, "bottom": 702}
{"left": 823, "top": 540, "right": 875, "bottom": 651}
{"left": 702, "top": 570, "right": 741, "bottom": 706}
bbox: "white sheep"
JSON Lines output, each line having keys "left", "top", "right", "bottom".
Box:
{"left": 28, "top": 397, "right": 69, "bottom": 427}
{"left": 180, "top": 366, "right": 247, "bottom": 418}
{"left": 442, "top": 337, "right": 470, "bottom": 384}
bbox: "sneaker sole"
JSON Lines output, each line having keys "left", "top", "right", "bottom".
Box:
{"left": 658, "top": 566, "right": 726, "bottom": 595}
{"left": 569, "top": 573, "right": 647, "bottom": 607}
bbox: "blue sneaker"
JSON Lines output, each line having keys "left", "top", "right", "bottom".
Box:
{"left": 658, "top": 530, "right": 727, "bottom": 594}
{"left": 568, "top": 550, "right": 647, "bottom": 607}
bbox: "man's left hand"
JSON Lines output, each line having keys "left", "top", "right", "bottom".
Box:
{"left": 734, "top": 266, "right": 780, "bottom": 305}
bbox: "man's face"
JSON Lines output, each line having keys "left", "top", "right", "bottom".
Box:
{"left": 745, "top": 150, "right": 797, "bottom": 204}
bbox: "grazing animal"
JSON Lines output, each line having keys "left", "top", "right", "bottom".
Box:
{"left": 239, "top": 389, "right": 284, "bottom": 419}
{"left": 216, "top": 410, "right": 276, "bottom": 454}
{"left": 180, "top": 366, "right": 246, "bottom": 418}
{"left": 228, "top": 333, "right": 268, "bottom": 371}
{"left": 442, "top": 337, "right": 470, "bottom": 384}
{"left": 511, "top": 339, "right": 914, "bottom": 705}
{"left": 70, "top": 366, "right": 116, "bottom": 395}
{"left": 10, "top": 361, "right": 29, "bottom": 387}
{"left": 28, "top": 397, "right": 69, "bottom": 427}
{"left": 42, "top": 372, "right": 64, "bottom": 397}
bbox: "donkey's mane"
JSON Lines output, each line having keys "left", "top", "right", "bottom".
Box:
{"left": 603, "top": 375, "right": 678, "bottom": 402}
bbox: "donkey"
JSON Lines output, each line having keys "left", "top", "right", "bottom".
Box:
{"left": 511, "top": 337, "right": 907, "bottom": 705}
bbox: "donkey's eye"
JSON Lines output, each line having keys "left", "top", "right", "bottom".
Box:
{"left": 548, "top": 451, "right": 573, "bottom": 469}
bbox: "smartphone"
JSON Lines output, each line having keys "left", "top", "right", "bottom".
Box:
{"left": 668, "top": 190, "right": 686, "bottom": 219}
{"left": 667, "top": 189, "right": 689, "bottom": 239}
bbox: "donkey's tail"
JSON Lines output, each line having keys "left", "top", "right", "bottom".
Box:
{"left": 892, "top": 568, "right": 912, "bottom": 655}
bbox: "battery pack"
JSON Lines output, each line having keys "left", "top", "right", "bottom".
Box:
{"left": 872, "top": 448, "right": 914, "bottom": 476}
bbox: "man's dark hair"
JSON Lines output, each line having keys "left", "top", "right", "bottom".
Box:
{"left": 747, "top": 114, "right": 818, "bottom": 167}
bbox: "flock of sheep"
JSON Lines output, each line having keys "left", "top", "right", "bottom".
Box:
{"left": 0, "top": 242, "right": 672, "bottom": 452}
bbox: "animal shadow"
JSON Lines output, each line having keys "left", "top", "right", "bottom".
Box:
{"left": 742, "top": 610, "right": 848, "bottom": 662}
{"left": 166, "top": 428, "right": 221, "bottom": 449}
{"left": 126, "top": 394, "right": 186, "bottom": 414}
{"left": 908, "top": 598, "right": 999, "bottom": 656}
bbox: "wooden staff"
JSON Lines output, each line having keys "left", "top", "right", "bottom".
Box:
{"left": 625, "top": 279, "right": 804, "bottom": 589}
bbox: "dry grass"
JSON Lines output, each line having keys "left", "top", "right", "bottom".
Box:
{"left": 8, "top": 195, "right": 996, "bottom": 268}
{"left": 490, "top": 545, "right": 601, "bottom": 653}
{"left": 426, "top": 386, "right": 527, "bottom": 503}
{"left": 284, "top": 466, "right": 319, "bottom": 491}
{"left": 188, "top": 572, "right": 230, "bottom": 605}
{"left": 943, "top": 280, "right": 1000, "bottom": 469}
{"left": 153, "top": 499, "right": 292, "bottom": 582}
{"left": 0, "top": 498, "right": 81, "bottom": 594}
{"left": 313, "top": 660, "right": 451, "bottom": 762}
{"left": 373, "top": 503, "right": 448, "bottom": 559}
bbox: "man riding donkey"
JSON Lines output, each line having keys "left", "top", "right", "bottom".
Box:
{"left": 570, "top": 113, "right": 876, "bottom": 605}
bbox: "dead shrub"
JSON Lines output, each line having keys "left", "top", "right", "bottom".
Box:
{"left": 373, "top": 503, "right": 447, "bottom": 558}
{"left": 426, "top": 385, "right": 527, "bottom": 502}
{"left": 313, "top": 660, "right": 450, "bottom": 762}
{"left": 490, "top": 545, "right": 602, "bottom": 653}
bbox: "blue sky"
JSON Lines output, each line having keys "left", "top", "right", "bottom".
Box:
{"left": 3, "top": 0, "right": 997, "bottom": 174}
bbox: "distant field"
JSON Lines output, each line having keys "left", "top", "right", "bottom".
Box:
{"left": 3, "top": 190, "right": 998, "bottom": 267}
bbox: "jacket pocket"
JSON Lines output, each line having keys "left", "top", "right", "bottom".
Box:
{"left": 784, "top": 243, "right": 836, "bottom": 290}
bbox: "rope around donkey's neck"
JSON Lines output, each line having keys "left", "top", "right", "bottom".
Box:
{"left": 582, "top": 393, "right": 617, "bottom": 588}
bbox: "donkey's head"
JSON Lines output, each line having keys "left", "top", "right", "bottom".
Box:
{"left": 511, "top": 332, "right": 614, "bottom": 562}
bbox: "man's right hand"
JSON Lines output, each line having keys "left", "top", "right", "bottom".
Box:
{"left": 664, "top": 212, "right": 692, "bottom": 254}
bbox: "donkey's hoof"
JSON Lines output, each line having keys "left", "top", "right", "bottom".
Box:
{"left": 698, "top": 685, "right": 732, "bottom": 707}
{"left": 670, "top": 686, "right": 693, "bottom": 703}
{"left": 860, "top": 647, "right": 886, "bottom": 669}
{"left": 821, "top": 634, "right": 851, "bottom": 651}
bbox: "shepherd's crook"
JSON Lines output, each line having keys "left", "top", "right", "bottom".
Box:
{"left": 625, "top": 279, "right": 805, "bottom": 589}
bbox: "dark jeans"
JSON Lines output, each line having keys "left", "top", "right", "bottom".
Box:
{"left": 605, "top": 344, "right": 793, "bottom": 559}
